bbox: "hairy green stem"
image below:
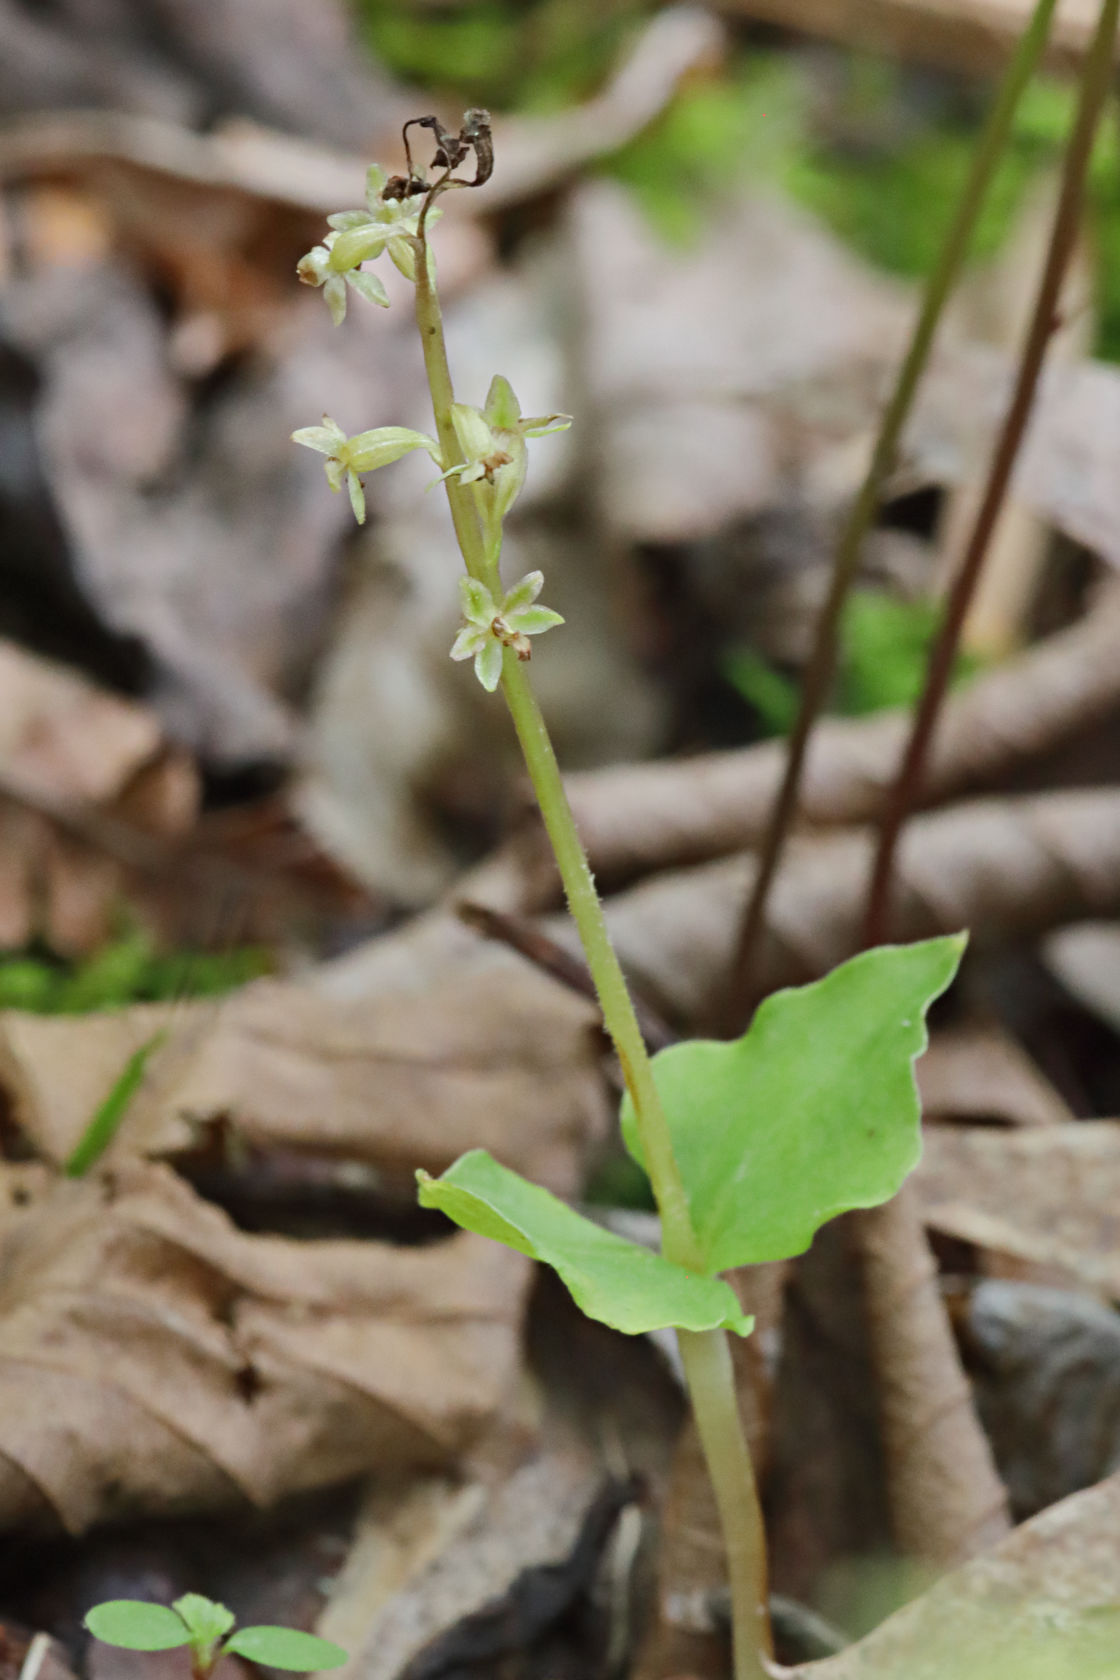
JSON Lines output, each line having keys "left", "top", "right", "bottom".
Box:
{"left": 678, "top": 1328, "right": 772, "bottom": 1675}
{"left": 863, "top": 0, "right": 1119, "bottom": 946}
{"left": 415, "top": 224, "right": 771, "bottom": 1680}
{"left": 413, "top": 241, "right": 493, "bottom": 587}
{"left": 722, "top": 0, "right": 1060, "bottom": 1026}
{"left": 499, "top": 656, "right": 701, "bottom": 1266}
{"left": 501, "top": 625, "right": 770, "bottom": 1680}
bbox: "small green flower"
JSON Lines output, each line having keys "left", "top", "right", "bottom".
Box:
{"left": 292, "top": 416, "right": 441, "bottom": 524}
{"left": 450, "top": 571, "right": 564, "bottom": 692}
{"left": 443, "top": 376, "right": 570, "bottom": 551}
{"left": 296, "top": 165, "right": 437, "bottom": 324}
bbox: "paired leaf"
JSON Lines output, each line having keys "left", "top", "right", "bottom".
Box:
{"left": 417, "top": 1150, "right": 752, "bottom": 1336}
{"left": 84, "top": 1602, "right": 191, "bottom": 1652}
{"left": 225, "top": 1628, "right": 348, "bottom": 1670}
{"left": 621, "top": 936, "right": 966, "bottom": 1273}
{"left": 85, "top": 1598, "right": 347, "bottom": 1673}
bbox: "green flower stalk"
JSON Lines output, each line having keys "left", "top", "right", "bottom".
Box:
{"left": 289, "top": 108, "right": 985, "bottom": 1680}
{"left": 291, "top": 109, "right": 776, "bottom": 1680}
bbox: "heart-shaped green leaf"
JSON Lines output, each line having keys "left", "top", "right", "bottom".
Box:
{"left": 417, "top": 1150, "right": 752, "bottom": 1336}
{"left": 621, "top": 936, "right": 965, "bottom": 1273}
{"left": 224, "top": 1628, "right": 349, "bottom": 1671}
{"left": 84, "top": 1602, "right": 192, "bottom": 1652}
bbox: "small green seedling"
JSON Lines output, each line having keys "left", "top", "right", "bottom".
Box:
{"left": 64, "top": 1031, "right": 166, "bottom": 1177}
{"left": 84, "top": 1595, "right": 347, "bottom": 1679}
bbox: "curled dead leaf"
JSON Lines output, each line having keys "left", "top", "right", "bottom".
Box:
{"left": 0, "top": 964, "right": 608, "bottom": 1196}
{"left": 554, "top": 601, "right": 1120, "bottom": 889}
{"left": 917, "top": 1121, "right": 1120, "bottom": 1299}
{"left": 569, "top": 787, "right": 1120, "bottom": 1025}
{"left": 0, "top": 1162, "right": 530, "bottom": 1534}
{"left": 784, "top": 1465, "right": 1120, "bottom": 1678}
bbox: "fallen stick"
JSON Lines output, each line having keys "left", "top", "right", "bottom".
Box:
{"left": 551, "top": 600, "right": 1120, "bottom": 890}
{"left": 563, "top": 785, "right": 1120, "bottom": 1023}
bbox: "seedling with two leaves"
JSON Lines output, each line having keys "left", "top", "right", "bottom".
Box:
{"left": 84, "top": 1595, "right": 346, "bottom": 1680}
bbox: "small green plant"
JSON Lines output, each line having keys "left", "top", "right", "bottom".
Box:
{"left": 723, "top": 588, "right": 986, "bottom": 736}
{"left": 84, "top": 1595, "right": 347, "bottom": 1679}
{"left": 291, "top": 112, "right": 965, "bottom": 1680}
{"left": 0, "top": 928, "right": 268, "bottom": 1016}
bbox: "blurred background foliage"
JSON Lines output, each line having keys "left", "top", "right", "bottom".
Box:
{"left": 0, "top": 929, "right": 269, "bottom": 1015}
{"left": 353, "top": 1, "right": 1120, "bottom": 357}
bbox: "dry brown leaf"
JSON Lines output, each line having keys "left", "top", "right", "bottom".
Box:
{"left": 912, "top": 343, "right": 1120, "bottom": 573}
{"left": 0, "top": 638, "right": 200, "bottom": 951}
{"left": 917, "top": 1122, "right": 1120, "bottom": 1299}
{"left": 1044, "top": 920, "right": 1120, "bottom": 1034}
{"left": 0, "top": 0, "right": 407, "bottom": 147}
{"left": 568, "top": 788, "right": 1120, "bottom": 1026}
{"left": 570, "top": 180, "right": 909, "bottom": 546}
{"left": 0, "top": 8, "right": 721, "bottom": 219}
{"left": 0, "top": 637, "right": 161, "bottom": 806}
{"left": 332, "top": 1453, "right": 606, "bottom": 1680}
{"left": 854, "top": 1185, "right": 1011, "bottom": 1567}
{"left": 919, "top": 1026, "right": 1072, "bottom": 1126}
{"left": 321, "top": 1277, "right": 682, "bottom": 1680}
{"left": 785, "top": 1465, "right": 1120, "bottom": 1679}
{"left": 0, "top": 963, "right": 608, "bottom": 1196}
{"left": 0, "top": 1161, "right": 530, "bottom": 1534}
{"left": 555, "top": 601, "right": 1120, "bottom": 887}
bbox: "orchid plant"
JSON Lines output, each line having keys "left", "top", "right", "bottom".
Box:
{"left": 291, "top": 111, "right": 964, "bottom": 1680}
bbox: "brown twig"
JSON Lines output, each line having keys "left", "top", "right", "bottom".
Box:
{"left": 850, "top": 0, "right": 1119, "bottom": 1566}
{"left": 456, "top": 899, "right": 677, "bottom": 1052}
{"left": 862, "top": 0, "right": 1120, "bottom": 947}
{"left": 547, "top": 596, "right": 1120, "bottom": 894}
{"left": 719, "top": 0, "right": 1060, "bottom": 1031}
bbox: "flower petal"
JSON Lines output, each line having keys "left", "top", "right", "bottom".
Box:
{"left": 324, "top": 275, "right": 348, "bottom": 326}
{"left": 344, "top": 426, "right": 441, "bottom": 473}
{"left": 296, "top": 245, "right": 331, "bottom": 286}
{"left": 474, "top": 638, "right": 504, "bottom": 692}
{"left": 365, "top": 162, "right": 388, "bottom": 208}
{"left": 487, "top": 445, "right": 527, "bottom": 527}
{"left": 324, "top": 458, "right": 345, "bottom": 492}
{"left": 387, "top": 236, "right": 417, "bottom": 282}
{"left": 450, "top": 626, "right": 483, "bottom": 661}
{"left": 347, "top": 470, "right": 366, "bottom": 525}
{"left": 483, "top": 375, "right": 521, "bottom": 431}
{"left": 459, "top": 575, "right": 497, "bottom": 626}
{"left": 501, "top": 571, "right": 544, "bottom": 613}
{"left": 507, "top": 605, "right": 564, "bottom": 637}
{"left": 291, "top": 421, "right": 344, "bottom": 455}
{"left": 521, "top": 414, "right": 573, "bottom": 438}
{"left": 330, "top": 225, "right": 391, "bottom": 271}
{"left": 346, "top": 268, "right": 391, "bottom": 309}
{"left": 451, "top": 403, "right": 495, "bottom": 466}
{"left": 326, "top": 210, "right": 369, "bottom": 231}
